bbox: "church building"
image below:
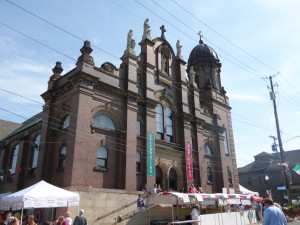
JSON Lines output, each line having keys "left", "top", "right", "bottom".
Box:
{"left": 0, "top": 19, "right": 239, "bottom": 195}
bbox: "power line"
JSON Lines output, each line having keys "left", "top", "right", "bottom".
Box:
{"left": 169, "top": 0, "right": 280, "bottom": 74}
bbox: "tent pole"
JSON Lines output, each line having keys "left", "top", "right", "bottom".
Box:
{"left": 20, "top": 207, "right": 24, "bottom": 225}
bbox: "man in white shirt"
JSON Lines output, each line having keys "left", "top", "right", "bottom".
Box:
{"left": 151, "top": 184, "right": 157, "bottom": 194}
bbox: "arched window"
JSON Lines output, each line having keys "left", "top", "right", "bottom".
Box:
{"left": 93, "top": 114, "right": 115, "bottom": 130}
{"left": 156, "top": 104, "right": 174, "bottom": 142}
{"left": 166, "top": 107, "right": 173, "bottom": 142}
{"left": 207, "top": 166, "right": 212, "bottom": 183}
{"left": 227, "top": 168, "right": 232, "bottom": 185}
{"left": 62, "top": 115, "right": 70, "bottom": 129}
{"left": 9, "top": 144, "right": 19, "bottom": 173}
{"left": 204, "top": 144, "right": 212, "bottom": 155}
{"left": 58, "top": 146, "right": 67, "bottom": 169}
{"left": 30, "top": 135, "right": 40, "bottom": 169}
{"left": 169, "top": 168, "right": 177, "bottom": 191}
{"left": 156, "top": 166, "right": 163, "bottom": 187}
{"left": 224, "top": 130, "right": 229, "bottom": 155}
{"left": 136, "top": 121, "right": 141, "bottom": 136}
{"left": 136, "top": 152, "right": 141, "bottom": 172}
{"left": 156, "top": 104, "right": 164, "bottom": 139}
{"left": 97, "top": 146, "right": 108, "bottom": 168}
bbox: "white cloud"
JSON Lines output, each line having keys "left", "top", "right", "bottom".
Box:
{"left": 296, "top": 112, "right": 300, "bottom": 115}
{"left": 227, "top": 93, "right": 266, "bottom": 102}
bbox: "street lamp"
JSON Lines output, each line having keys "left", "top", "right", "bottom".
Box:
{"left": 265, "top": 175, "right": 271, "bottom": 198}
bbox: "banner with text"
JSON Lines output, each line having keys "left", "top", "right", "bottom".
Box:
{"left": 185, "top": 141, "right": 194, "bottom": 181}
{"left": 147, "top": 132, "right": 155, "bottom": 176}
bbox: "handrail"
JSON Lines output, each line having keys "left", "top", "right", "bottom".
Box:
{"left": 93, "top": 193, "right": 149, "bottom": 223}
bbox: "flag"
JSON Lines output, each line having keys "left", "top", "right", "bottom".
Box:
{"left": 278, "top": 162, "right": 288, "bottom": 168}
{"left": 0, "top": 176, "right": 3, "bottom": 181}
{"left": 292, "top": 163, "right": 300, "bottom": 175}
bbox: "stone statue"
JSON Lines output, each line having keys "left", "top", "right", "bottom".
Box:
{"left": 124, "top": 29, "right": 136, "bottom": 55}
{"left": 176, "top": 40, "right": 182, "bottom": 58}
{"left": 142, "top": 18, "right": 152, "bottom": 40}
{"left": 189, "top": 66, "right": 196, "bottom": 86}
{"left": 161, "top": 56, "right": 167, "bottom": 73}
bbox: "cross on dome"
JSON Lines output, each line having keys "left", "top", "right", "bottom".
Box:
{"left": 198, "top": 31, "right": 203, "bottom": 44}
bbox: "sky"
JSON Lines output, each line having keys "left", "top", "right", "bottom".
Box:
{"left": 0, "top": 0, "right": 299, "bottom": 168}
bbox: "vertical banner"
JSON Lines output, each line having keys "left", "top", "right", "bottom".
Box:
{"left": 147, "top": 131, "right": 155, "bottom": 176}
{"left": 185, "top": 141, "right": 194, "bottom": 181}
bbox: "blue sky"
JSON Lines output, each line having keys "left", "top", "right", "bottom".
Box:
{"left": 0, "top": 0, "right": 299, "bottom": 167}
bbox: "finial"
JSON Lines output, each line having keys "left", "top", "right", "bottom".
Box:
{"left": 80, "top": 40, "right": 93, "bottom": 54}
{"left": 76, "top": 40, "right": 94, "bottom": 66}
{"left": 198, "top": 31, "right": 203, "bottom": 44}
{"left": 160, "top": 25, "right": 166, "bottom": 39}
{"left": 52, "top": 61, "right": 63, "bottom": 75}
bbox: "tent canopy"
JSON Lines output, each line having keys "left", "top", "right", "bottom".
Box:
{"left": 239, "top": 185, "right": 259, "bottom": 196}
{"left": 1, "top": 180, "right": 79, "bottom": 210}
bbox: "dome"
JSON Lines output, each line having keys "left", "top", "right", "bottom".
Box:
{"left": 187, "top": 40, "right": 221, "bottom": 69}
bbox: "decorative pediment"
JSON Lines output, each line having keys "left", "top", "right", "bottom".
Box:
{"left": 100, "top": 62, "right": 119, "bottom": 73}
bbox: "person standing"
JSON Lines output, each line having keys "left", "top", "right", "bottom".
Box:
{"left": 64, "top": 212, "right": 72, "bottom": 225}
{"left": 137, "top": 194, "right": 145, "bottom": 212}
{"left": 256, "top": 202, "right": 263, "bottom": 222}
{"left": 151, "top": 184, "right": 157, "bottom": 195}
{"left": 263, "top": 198, "right": 287, "bottom": 225}
{"left": 190, "top": 206, "right": 200, "bottom": 225}
{"left": 73, "top": 210, "right": 87, "bottom": 225}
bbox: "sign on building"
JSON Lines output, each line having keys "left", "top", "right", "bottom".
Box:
{"left": 147, "top": 131, "right": 155, "bottom": 176}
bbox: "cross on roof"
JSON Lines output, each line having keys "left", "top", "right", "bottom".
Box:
{"left": 160, "top": 25, "right": 166, "bottom": 39}
{"left": 198, "top": 31, "right": 203, "bottom": 43}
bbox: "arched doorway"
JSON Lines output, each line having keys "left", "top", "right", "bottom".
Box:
{"left": 156, "top": 166, "right": 163, "bottom": 187}
{"left": 168, "top": 168, "right": 177, "bottom": 191}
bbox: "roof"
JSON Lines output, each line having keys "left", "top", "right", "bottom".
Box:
{"left": 0, "top": 112, "right": 43, "bottom": 142}
{"left": 0, "top": 120, "right": 22, "bottom": 140}
{"left": 254, "top": 151, "right": 274, "bottom": 157}
{"left": 187, "top": 42, "right": 220, "bottom": 69}
{"left": 238, "top": 149, "right": 300, "bottom": 174}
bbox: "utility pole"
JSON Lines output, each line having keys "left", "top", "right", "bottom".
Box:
{"left": 269, "top": 75, "right": 292, "bottom": 205}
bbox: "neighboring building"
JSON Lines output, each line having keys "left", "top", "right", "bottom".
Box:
{"left": 0, "top": 120, "right": 21, "bottom": 140}
{"left": 239, "top": 150, "right": 300, "bottom": 204}
{"left": 0, "top": 22, "right": 239, "bottom": 196}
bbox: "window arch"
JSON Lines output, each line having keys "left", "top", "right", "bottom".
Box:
{"left": 204, "top": 144, "right": 212, "bottom": 155}
{"left": 156, "top": 104, "right": 164, "bottom": 139}
{"left": 62, "top": 115, "right": 70, "bottom": 129}
{"left": 30, "top": 135, "right": 40, "bottom": 169}
{"left": 136, "top": 121, "right": 141, "bottom": 136}
{"left": 9, "top": 144, "right": 19, "bottom": 173}
{"left": 227, "top": 168, "right": 232, "bottom": 185}
{"left": 156, "top": 104, "right": 174, "bottom": 142}
{"left": 97, "top": 146, "right": 108, "bottom": 168}
{"left": 136, "top": 152, "right": 141, "bottom": 172}
{"left": 58, "top": 146, "right": 67, "bottom": 169}
{"left": 207, "top": 166, "right": 212, "bottom": 183}
{"left": 93, "top": 114, "right": 115, "bottom": 130}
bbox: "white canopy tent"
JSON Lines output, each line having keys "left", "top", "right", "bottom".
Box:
{"left": 0, "top": 180, "right": 80, "bottom": 225}
{"left": 239, "top": 185, "right": 259, "bottom": 196}
{"left": 1, "top": 180, "right": 79, "bottom": 210}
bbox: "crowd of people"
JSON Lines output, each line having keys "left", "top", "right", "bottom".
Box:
{"left": 0, "top": 210, "right": 87, "bottom": 225}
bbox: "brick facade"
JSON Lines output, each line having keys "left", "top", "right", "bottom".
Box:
{"left": 0, "top": 24, "right": 239, "bottom": 195}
